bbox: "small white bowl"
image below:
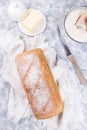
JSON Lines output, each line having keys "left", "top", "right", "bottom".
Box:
{"left": 18, "top": 9, "right": 46, "bottom": 36}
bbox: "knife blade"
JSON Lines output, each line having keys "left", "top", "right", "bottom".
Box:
{"left": 57, "top": 25, "right": 87, "bottom": 85}
{"left": 57, "top": 26, "right": 71, "bottom": 56}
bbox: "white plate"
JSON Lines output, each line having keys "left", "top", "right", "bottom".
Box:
{"left": 64, "top": 6, "right": 87, "bottom": 43}
{"left": 18, "top": 8, "right": 46, "bottom": 36}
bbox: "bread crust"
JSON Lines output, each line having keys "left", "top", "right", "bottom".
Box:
{"left": 15, "top": 49, "right": 64, "bottom": 119}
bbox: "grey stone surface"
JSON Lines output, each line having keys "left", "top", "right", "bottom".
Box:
{"left": 0, "top": 0, "right": 87, "bottom": 130}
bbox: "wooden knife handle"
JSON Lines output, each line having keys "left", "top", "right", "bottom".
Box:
{"left": 68, "top": 55, "right": 87, "bottom": 85}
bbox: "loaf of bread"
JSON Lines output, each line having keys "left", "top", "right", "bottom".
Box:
{"left": 15, "top": 48, "right": 64, "bottom": 119}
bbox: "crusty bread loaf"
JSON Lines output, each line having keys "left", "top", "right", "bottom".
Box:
{"left": 15, "top": 48, "right": 64, "bottom": 119}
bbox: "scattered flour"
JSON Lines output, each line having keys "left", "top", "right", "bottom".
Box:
{"left": 32, "top": 78, "right": 50, "bottom": 112}
{"left": 17, "top": 54, "right": 34, "bottom": 78}
{"left": 17, "top": 52, "right": 51, "bottom": 113}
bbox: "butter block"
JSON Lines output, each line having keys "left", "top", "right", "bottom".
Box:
{"left": 21, "top": 11, "right": 43, "bottom": 32}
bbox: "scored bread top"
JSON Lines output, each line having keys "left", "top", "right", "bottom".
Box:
{"left": 15, "top": 49, "right": 64, "bottom": 119}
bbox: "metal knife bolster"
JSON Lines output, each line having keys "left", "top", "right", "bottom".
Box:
{"left": 63, "top": 44, "right": 71, "bottom": 56}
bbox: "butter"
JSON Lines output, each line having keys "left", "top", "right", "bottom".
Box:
{"left": 19, "top": 10, "right": 29, "bottom": 21}
{"left": 21, "top": 10, "right": 43, "bottom": 32}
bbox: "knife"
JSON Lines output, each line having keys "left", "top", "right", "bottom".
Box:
{"left": 57, "top": 25, "right": 87, "bottom": 85}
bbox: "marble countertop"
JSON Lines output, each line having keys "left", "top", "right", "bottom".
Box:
{"left": 0, "top": 0, "right": 87, "bottom": 130}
